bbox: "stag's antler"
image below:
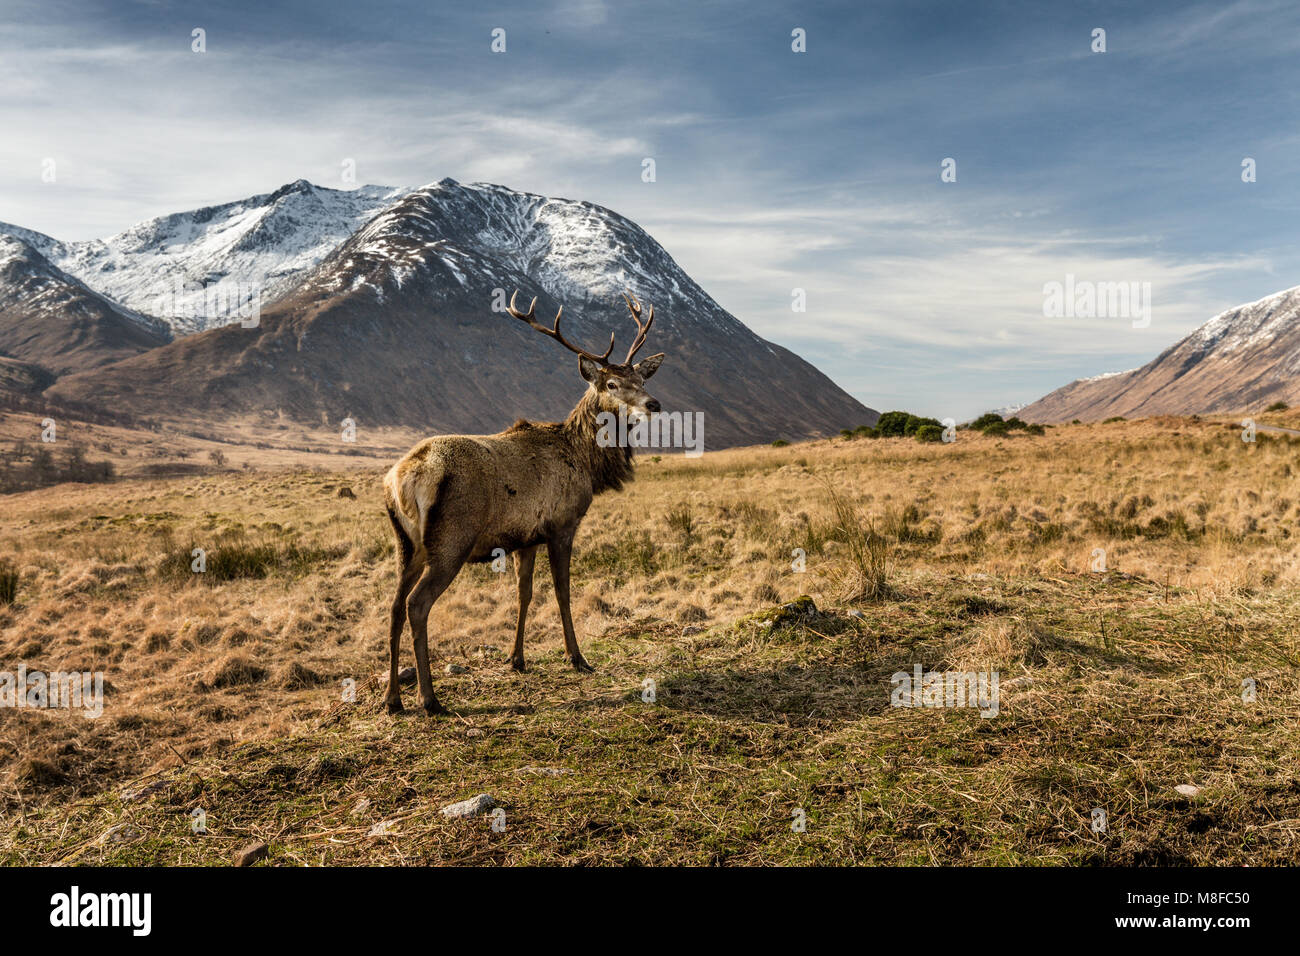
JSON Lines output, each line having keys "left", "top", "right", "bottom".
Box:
{"left": 507, "top": 290, "right": 615, "bottom": 363}
{"left": 621, "top": 291, "right": 654, "bottom": 364}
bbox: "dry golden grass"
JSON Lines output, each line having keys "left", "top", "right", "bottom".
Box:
{"left": 1, "top": 414, "right": 1298, "bottom": 864}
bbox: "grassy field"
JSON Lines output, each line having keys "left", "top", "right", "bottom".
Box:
{"left": 1, "top": 414, "right": 1299, "bottom": 865}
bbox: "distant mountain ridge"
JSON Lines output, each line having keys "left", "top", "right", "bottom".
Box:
{"left": 4, "top": 178, "right": 874, "bottom": 447}
{"left": 0, "top": 181, "right": 410, "bottom": 333}
{"left": 1022, "top": 286, "right": 1300, "bottom": 422}
{"left": 0, "top": 236, "right": 170, "bottom": 378}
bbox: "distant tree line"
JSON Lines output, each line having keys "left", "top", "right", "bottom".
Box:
{"left": 0, "top": 441, "right": 115, "bottom": 493}
{"left": 837, "top": 410, "right": 1045, "bottom": 444}
{"left": 0, "top": 391, "right": 157, "bottom": 431}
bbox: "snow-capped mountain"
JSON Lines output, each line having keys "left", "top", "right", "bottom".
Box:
{"left": 44, "top": 178, "right": 875, "bottom": 446}
{"left": 1022, "top": 286, "right": 1300, "bottom": 422}
{"left": 0, "top": 180, "right": 409, "bottom": 333}
{"left": 0, "top": 236, "right": 169, "bottom": 378}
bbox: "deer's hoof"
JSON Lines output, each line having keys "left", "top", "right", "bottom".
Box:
{"left": 384, "top": 697, "right": 404, "bottom": 715}
{"left": 568, "top": 656, "right": 595, "bottom": 674}
{"left": 509, "top": 656, "right": 526, "bottom": 673}
{"left": 421, "top": 698, "right": 448, "bottom": 717}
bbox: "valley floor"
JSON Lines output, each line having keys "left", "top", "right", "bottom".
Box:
{"left": 1, "top": 416, "right": 1298, "bottom": 864}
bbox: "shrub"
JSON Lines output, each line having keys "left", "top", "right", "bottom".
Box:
{"left": 1102, "top": 416, "right": 1127, "bottom": 424}
{"left": 914, "top": 423, "right": 945, "bottom": 443}
{"left": 982, "top": 421, "right": 1009, "bottom": 436}
{"left": 970, "top": 413, "right": 1004, "bottom": 431}
{"left": 874, "top": 411, "right": 912, "bottom": 437}
{"left": 1265, "top": 401, "right": 1289, "bottom": 412}
{"left": 876, "top": 411, "right": 943, "bottom": 438}
{"left": 904, "top": 414, "right": 943, "bottom": 436}
{"left": 771, "top": 439, "right": 789, "bottom": 447}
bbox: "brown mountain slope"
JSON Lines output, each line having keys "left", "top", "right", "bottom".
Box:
{"left": 1022, "top": 286, "right": 1300, "bottom": 422}
{"left": 48, "top": 181, "right": 874, "bottom": 447}
{"left": 0, "top": 237, "right": 170, "bottom": 379}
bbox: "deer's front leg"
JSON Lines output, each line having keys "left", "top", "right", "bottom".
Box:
{"left": 510, "top": 546, "right": 537, "bottom": 672}
{"left": 546, "top": 533, "right": 593, "bottom": 673}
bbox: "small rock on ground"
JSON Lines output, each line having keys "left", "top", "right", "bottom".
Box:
{"left": 441, "top": 793, "right": 495, "bottom": 819}
{"left": 234, "top": 841, "right": 268, "bottom": 867}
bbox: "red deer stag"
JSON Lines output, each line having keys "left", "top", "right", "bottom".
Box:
{"left": 381, "top": 291, "right": 663, "bottom": 714}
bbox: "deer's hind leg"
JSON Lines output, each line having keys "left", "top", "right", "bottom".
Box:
{"left": 406, "top": 509, "right": 474, "bottom": 716}
{"left": 509, "top": 546, "right": 537, "bottom": 672}
{"left": 384, "top": 507, "right": 423, "bottom": 714}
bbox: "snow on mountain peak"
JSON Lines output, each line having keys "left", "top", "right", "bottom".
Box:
{"left": 0, "top": 177, "right": 744, "bottom": 343}
{"left": 0, "top": 181, "right": 411, "bottom": 332}
{"left": 1188, "top": 284, "right": 1300, "bottom": 355}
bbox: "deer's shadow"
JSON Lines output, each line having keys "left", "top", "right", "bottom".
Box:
{"left": 650, "top": 662, "right": 893, "bottom": 725}
{"left": 441, "top": 660, "right": 895, "bottom": 726}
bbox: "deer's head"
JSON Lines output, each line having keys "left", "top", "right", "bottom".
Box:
{"left": 507, "top": 290, "right": 664, "bottom": 419}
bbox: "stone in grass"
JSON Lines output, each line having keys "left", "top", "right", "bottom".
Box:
{"left": 444, "top": 662, "right": 468, "bottom": 675}
{"left": 441, "top": 794, "right": 495, "bottom": 819}
{"left": 1174, "top": 784, "right": 1202, "bottom": 798}
{"left": 234, "top": 840, "right": 269, "bottom": 867}
{"left": 741, "top": 595, "right": 819, "bottom": 630}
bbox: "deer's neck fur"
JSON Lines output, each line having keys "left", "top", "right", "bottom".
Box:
{"left": 561, "top": 388, "right": 635, "bottom": 496}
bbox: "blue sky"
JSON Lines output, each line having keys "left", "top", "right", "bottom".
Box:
{"left": 3, "top": 0, "right": 1299, "bottom": 419}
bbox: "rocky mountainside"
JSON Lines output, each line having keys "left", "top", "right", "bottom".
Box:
{"left": 40, "top": 179, "right": 874, "bottom": 446}
{"left": 1022, "top": 286, "right": 1300, "bottom": 422}
{"left": 0, "top": 236, "right": 170, "bottom": 379}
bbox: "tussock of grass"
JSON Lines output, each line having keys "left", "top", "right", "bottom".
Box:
{"left": 200, "top": 655, "right": 268, "bottom": 690}
{"left": 0, "top": 558, "right": 17, "bottom": 605}
{"left": 158, "top": 534, "right": 347, "bottom": 583}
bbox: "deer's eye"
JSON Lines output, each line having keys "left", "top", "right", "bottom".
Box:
{"left": 606, "top": 380, "right": 619, "bottom": 390}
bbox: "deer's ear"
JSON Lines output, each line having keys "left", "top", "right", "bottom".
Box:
{"left": 634, "top": 353, "right": 665, "bottom": 380}
{"left": 579, "top": 356, "right": 603, "bottom": 384}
